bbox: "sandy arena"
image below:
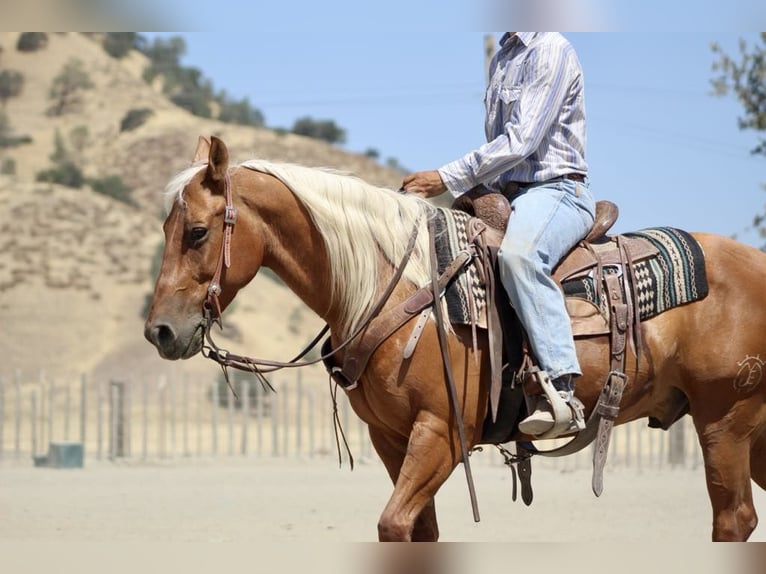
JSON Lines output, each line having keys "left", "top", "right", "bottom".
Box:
{"left": 1, "top": 454, "right": 765, "bottom": 543}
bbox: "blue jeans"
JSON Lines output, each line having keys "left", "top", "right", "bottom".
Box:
{"left": 497, "top": 178, "right": 596, "bottom": 380}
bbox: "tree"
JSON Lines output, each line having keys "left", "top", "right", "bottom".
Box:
{"left": 712, "top": 34, "right": 766, "bottom": 246}
{"left": 16, "top": 33, "right": 48, "bottom": 52}
{"left": 291, "top": 116, "right": 346, "bottom": 144}
{"left": 712, "top": 34, "right": 766, "bottom": 155}
{"left": 102, "top": 33, "right": 140, "bottom": 59}
{"left": 48, "top": 58, "right": 94, "bottom": 116}
{"left": 0, "top": 108, "right": 32, "bottom": 148}
{"left": 35, "top": 129, "right": 84, "bottom": 188}
{"left": 0, "top": 70, "right": 24, "bottom": 105}
{"left": 141, "top": 36, "right": 187, "bottom": 84}
{"left": 217, "top": 93, "right": 265, "bottom": 127}
{"left": 120, "top": 108, "right": 154, "bottom": 132}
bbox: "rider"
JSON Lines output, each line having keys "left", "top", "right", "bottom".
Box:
{"left": 402, "top": 32, "right": 595, "bottom": 437}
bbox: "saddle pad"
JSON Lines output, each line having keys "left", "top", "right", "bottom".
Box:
{"left": 433, "top": 208, "right": 488, "bottom": 328}
{"left": 562, "top": 227, "right": 709, "bottom": 321}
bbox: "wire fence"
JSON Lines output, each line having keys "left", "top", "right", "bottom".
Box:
{"left": 0, "top": 367, "right": 702, "bottom": 472}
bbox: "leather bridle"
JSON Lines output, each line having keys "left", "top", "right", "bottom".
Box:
{"left": 199, "top": 168, "right": 424, "bottom": 378}
{"left": 203, "top": 170, "right": 236, "bottom": 328}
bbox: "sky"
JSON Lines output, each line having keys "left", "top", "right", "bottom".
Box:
{"left": 142, "top": 30, "right": 766, "bottom": 248}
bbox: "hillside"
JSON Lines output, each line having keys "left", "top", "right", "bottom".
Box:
{"left": 0, "top": 32, "right": 406, "bottom": 385}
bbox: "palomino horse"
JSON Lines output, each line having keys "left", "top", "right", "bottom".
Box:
{"left": 145, "top": 136, "right": 766, "bottom": 541}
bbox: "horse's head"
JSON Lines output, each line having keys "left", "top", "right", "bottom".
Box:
{"left": 144, "top": 136, "right": 262, "bottom": 360}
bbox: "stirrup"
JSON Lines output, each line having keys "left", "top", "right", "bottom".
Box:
{"left": 520, "top": 369, "right": 583, "bottom": 439}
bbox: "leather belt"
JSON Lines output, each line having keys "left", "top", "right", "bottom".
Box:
{"left": 504, "top": 173, "right": 586, "bottom": 195}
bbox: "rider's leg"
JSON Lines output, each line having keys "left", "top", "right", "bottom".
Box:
{"left": 497, "top": 178, "right": 595, "bottom": 436}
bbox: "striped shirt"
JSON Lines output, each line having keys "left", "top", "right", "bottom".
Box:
{"left": 439, "top": 32, "right": 588, "bottom": 197}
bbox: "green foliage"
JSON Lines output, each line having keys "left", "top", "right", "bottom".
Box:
{"left": 88, "top": 175, "right": 136, "bottom": 207}
{"left": 170, "top": 91, "right": 211, "bottom": 118}
{"left": 364, "top": 147, "right": 380, "bottom": 160}
{"left": 48, "top": 58, "right": 94, "bottom": 116}
{"left": 140, "top": 36, "right": 216, "bottom": 118}
{"left": 35, "top": 129, "right": 84, "bottom": 188}
{"left": 36, "top": 161, "right": 85, "bottom": 188}
{"left": 0, "top": 70, "right": 24, "bottom": 105}
{"left": 0, "top": 157, "right": 15, "bottom": 175}
{"left": 291, "top": 116, "right": 347, "bottom": 144}
{"left": 120, "top": 108, "right": 154, "bottom": 132}
{"left": 102, "top": 33, "right": 139, "bottom": 59}
{"left": 217, "top": 93, "right": 265, "bottom": 127}
{"left": 0, "top": 134, "right": 32, "bottom": 147}
{"left": 139, "top": 35, "right": 266, "bottom": 126}
{"left": 141, "top": 36, "right": 187, "bottom": 84}
{"left": 0, "top": 108, "right": 32, "bottom": 148}
{"left": 385, "top": 157, "right": 408, "bottom": 173}
{"left": 16, "top": 33, "right": 48, "bottom": 52}
{"left": 68, "top": 125, "right": 89, "bottom": 152}
{"left": 712, "top": 33, "right": 766, "bottom": 155}
{"left": 712, "top": 34, "right": 766, "bottom": 248}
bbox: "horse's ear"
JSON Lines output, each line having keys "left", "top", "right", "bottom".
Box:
{"left": 192, "top": 136, "right": 211, "bottom": 164}
{"left": 206, "top": 136, "right": 229, "bottom": 183}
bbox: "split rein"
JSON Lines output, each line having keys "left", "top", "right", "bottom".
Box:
{"left": 200, "top": 170, "right": 424, "bottom": 393}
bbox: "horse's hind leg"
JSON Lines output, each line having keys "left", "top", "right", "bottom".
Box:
{"left": 369, "top": 411, "right": 461, "bottom": 542}
{"left": 696, "top": 422, "right": 758, "bottom": 541}
{"left": 750, "top": 430, "right": 766, "bottom": 491}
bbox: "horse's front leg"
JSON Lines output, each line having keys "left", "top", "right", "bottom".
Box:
{"left": 369, "top": 425, "right": 441, "bottom": 541}
{"left": 371, "top": 411, "right": 459, "bottom": 542}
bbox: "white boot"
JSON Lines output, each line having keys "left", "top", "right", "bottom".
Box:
{"left": 519, "top": 390, "right": 586, "bottom": 438}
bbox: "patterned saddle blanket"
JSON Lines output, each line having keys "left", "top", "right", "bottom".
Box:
{"left": 561, "top": 227, "right": 709, "bottom": 321}
{"left": 433, "top": 207, "right": 709, "bottom": 328}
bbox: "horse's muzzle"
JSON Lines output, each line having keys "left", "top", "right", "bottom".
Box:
{"left": 144, "top": 319, "right": 203, "bottom": 360}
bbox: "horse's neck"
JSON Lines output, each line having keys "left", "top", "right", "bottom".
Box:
{"left": 240, "top": 173, "right": 341, "bottom": 326}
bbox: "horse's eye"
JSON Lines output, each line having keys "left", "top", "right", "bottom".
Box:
{"left": 189, "top": 227, "right": 208, "bottom": 243}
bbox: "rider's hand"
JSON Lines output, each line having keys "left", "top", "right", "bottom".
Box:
{"left": 401, "top": 170, "right": 447, "bottom": 198}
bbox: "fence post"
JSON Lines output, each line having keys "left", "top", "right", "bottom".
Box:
{"left": 109, "top": 381, "right": 126, "bottom": 459}
{"left": 211, "top": 380, "right": 218, "bottom": 456}
{"left": 271, "top": 391, "right": 278, "bottom": 457}
{"left": 64, "top": 383, "right": 71, "bottom": 441}
{"left": 308, "top": 386, "right": 315, "bottom": 458}
{"left": 196, "top": 380, "right": 202, "bottom": 456}
{"left": 295, "top": 372, "right": 302, "bottom": 457}
{"left": 183, "top": 375, "right": 190, "bottom": 457}
{"left": 38, "top": 371, "right": 46, "bottom": 449}
{"left": 79, "top": 374, "right": 87, "bottom": 457}
{"left": 227, "top": 381, "right": 234, "bottom": 456}
{"left": 241, "top": 380, "right": 249, "bottom": 456}
{"left": 142, "top": 379, "right": 149, "bottom": 460}
{"left": 30, "top": 391, "right": 37, "bottom": 457}
{"left": 668, "top": 420, "right": 686, "bottom": 468}
{"left": 14, "top": 369, "right": 21, "bottom": 458}
{"left": 47, "top": 376, "right": 55, "bottom": 446}
{"left": 169, "top": 376, "right": 176, "bottom": 457}
{"left": 256, "top": 383, "right": 264, "bottom": 456}
{"left": 0, "top": 375, "right": 5, "bottom": 459}
{"left": 97, "top": 380, "right": 104, "bottom": 460}
{"left": 159, "top": 376, "right": 167, "bottom": 458}
{"left": 282, "top": 383, "right": 289, "bottom": 456}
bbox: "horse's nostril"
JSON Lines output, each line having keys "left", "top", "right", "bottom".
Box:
{"left": 155, "top": 324, "right": 176, "bottom": 347}
{"left": 146, "top": 322, "right": 176, "bottom": 349}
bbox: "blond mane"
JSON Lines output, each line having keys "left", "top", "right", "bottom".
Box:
{"left": 165, "top": 160, "right": 434, "bottom": 336}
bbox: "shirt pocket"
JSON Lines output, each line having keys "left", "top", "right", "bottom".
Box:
{"left": 497, "top": 85, "right": 521, "bottom": 126}
{"left": 499, "top": 85, "right": 521, "bottom": 105}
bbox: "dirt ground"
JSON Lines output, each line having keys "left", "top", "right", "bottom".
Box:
{"left": 1, "top": 454, "right": 764, "bottom": 543}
